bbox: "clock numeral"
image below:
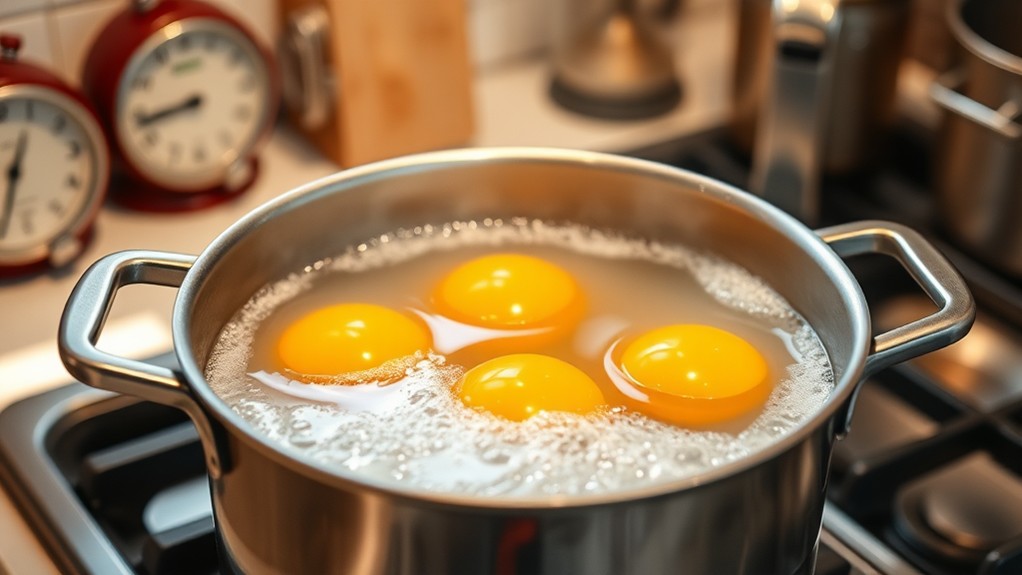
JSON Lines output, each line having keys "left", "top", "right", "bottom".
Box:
{"left": 132, "top": 76, "right": 152, "bottom": 91}
{"left": 193, "top": 146, "right": 207, "bottom": 163}
{"left": 154, "top": 47, "right": 168, "bottom": 65}
{"left": 67, "top": 174, "right": 81, "bottom": 189}
{"left": 229, "top": 49, "right": 243, "bottom": 65}
{"left": 218, "top": 130, "right": 232, "bottom": 148}
{"left": 48, "top": 199, "right": 64, "bottom": 216}
{"left": 239, "top": 75, "right": 256, "bottom": 93}
{"left": 25, "top": 101, "right": 34, "bottom": 121}
{"left": 20, "top": 210, "right": 35, "bottom": 237}
{"left": 67, "top": 140, "right": 81, "bottom": 159}
{"left": 180, "top": 34, "right": 192, "bottom": 50}
{"left": 52, "top": 114, "right": 66, "bottom": 134}
{"left": 234, "top": 105, "right": 251, "bottom": 122}
{"left": 143, "top": 131, "right": 158, "bottom": 147}
{"left": 169, "top": 142, "right": 182, "bottom": 163}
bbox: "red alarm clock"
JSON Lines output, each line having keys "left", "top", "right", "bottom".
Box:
{"left": 0, "top": 34, "right": 109, "bottom": 276}
{"left": 83, "top": 0, "right": 279, "bottom": 212}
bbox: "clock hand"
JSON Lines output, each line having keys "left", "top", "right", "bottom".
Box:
{"left": 0, "top": 129, "right": 28, "bottom": 239}
{"left": 135, "top": 94, "right": 203, "bottom": 127}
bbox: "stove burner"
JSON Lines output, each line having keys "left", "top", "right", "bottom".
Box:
{"left": 0, "top": 357, "right": 220, "bottom": 575}
{"left": 893, "top": 453, "right": 1022, "bottom": 572}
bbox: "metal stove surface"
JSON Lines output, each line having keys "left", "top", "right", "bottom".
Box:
{"left": 2, "top": 126, "right": 1021, "bottom": 574}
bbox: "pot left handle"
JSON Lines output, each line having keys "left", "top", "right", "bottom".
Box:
{"left": 58, "top": 250, "right": 228, "bottom": 479}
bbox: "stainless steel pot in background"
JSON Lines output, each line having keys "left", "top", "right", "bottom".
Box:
{"left": 731, "top": 0, "right": 909, "bottom": 225}
{"left": 931, "top": 0, "right": 1022, "bottom": 278}
{"left": 58, "top": 149, "right": 973, "bottom": 574}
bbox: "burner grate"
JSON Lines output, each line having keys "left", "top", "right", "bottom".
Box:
{"left": 0, "top": 357, "right": 219, "bottom": 575}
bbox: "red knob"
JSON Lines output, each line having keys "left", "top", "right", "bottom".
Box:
{"left": 1, "top": 34, "right": 22, "bottom": 59}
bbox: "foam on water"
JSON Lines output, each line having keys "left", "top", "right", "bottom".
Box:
{"left": 205, "top": 219, "right": 835, "bottom": 497}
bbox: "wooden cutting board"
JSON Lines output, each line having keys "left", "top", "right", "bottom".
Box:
{"left": 279, "top": 0, "right": 475, "bottom": 167}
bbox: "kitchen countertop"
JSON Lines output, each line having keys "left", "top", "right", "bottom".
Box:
{"left": 0, "top": 6, "right": 735, "bottom": 573}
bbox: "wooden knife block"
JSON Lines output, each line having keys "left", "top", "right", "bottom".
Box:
{"left": 279, "top": 0, "right": 475, "bottom": 167}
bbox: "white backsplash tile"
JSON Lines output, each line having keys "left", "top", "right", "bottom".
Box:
{"left": 50, "top": 0, "right": 127, "bottom": 85}
{"left": 0, "top": 10, "right": 60, "bottom": 71}
{"left": 18, "top": 0, "right": 281, "bottom": 87}
{"left": 8, "top": 0, "right": 564, "bottom": 83}
{"left": 207, "top": 0, "right": 279, "bottom": 52}
{"left": 0, "top": 0, "right": 45, "bottom": 20}
{"left": 468, "top": 0, "right": 552, "bottom": 69}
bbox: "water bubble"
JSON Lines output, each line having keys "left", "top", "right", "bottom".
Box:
{"left": 481, "top": 448, "right": 511, "bottom": 464}
{"left": 675, "top": 447, "right": 705, "bottom": 464}
{"left": 289, "top": 433, "right": 316, "bottom": 448}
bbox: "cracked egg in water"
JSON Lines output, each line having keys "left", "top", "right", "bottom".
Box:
{"left": 206, "top": 221, "right": 834, "bottom": 497}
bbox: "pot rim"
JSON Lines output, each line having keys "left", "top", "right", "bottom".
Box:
{"left": 947, "top": 0, "right": 1022, "bottom": 76}
{"left": 174, "top": 147, "right": 870, "bottom": 510}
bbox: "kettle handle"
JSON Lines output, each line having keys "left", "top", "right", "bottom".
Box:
{"left": 57, "top": 250, "right": 228, "bottom": 479}
{"left": 750, "top": 0, "right": 844, "bottom": 226}
{"left": 816, "top": 221, "right": 975, "bottom": 377}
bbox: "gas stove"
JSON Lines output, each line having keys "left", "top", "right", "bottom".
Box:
{"left": 2, "top": 124, "right": 1021, "bottom": 575}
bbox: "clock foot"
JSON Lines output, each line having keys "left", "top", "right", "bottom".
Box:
{"left": 110, "top": 159, "right": 259, "bottom": 213}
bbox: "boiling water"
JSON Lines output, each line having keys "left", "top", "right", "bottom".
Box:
{"left": 205, "top": 219, "right": 834, "bottom": 497}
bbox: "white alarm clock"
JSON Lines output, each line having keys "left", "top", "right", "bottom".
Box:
{"left": 0, "top": 34, "right": 109, "bottom": 275}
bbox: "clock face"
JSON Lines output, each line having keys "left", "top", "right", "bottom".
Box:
{"left": 115, "top": 20, "right": 271, "bottom": 191}
{"left": 0, "top": 87, "right": 106, "bottom": 262}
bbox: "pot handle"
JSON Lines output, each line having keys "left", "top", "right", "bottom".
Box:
{"left": 930, "top": 69, "right": 1022, "bottom": 140}
{"left": 58, "top": 250, "right": 228, "bottom": 479}
{"left": 816, "top": 221, "right": 975, "bottom": 377}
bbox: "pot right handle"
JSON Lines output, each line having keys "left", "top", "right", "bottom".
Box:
{"left": 816, "top": 220, "right": 975, "bottom": 377}
{"left": 930, "top": 69, "right": 1022, "bottom": 140}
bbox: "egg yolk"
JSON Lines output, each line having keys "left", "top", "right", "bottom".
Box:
{"left": 457, "top": 354, "right": 605, "bottom": 421}
{"left": 618, "top": 324, "right": 770, "bottom": 426}
{"left": 434, "top": 253, "right": 582, "bottom": 329}
{"left": 277, "top": 303, "right": 431, "bottom": 375}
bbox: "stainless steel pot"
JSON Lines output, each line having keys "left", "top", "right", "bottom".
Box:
{"left": 931, "top": 0, "right": 1022, "bottom": 278}
{"left": 732, "top": 0, "right": 909, "bottom": 224}
{"left": 58, "top": 148, "right": 973, "bottom": 574}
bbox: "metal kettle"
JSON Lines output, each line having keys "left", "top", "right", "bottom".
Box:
{"left": 549, "top": 0, "right": 682, "bottom": 119}
{"left": 731, "top": 0, "right": 909, "bottom": 225}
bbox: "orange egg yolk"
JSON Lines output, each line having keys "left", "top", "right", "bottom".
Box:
{"left": 277, "top": 303, "right": 431, "bottom": 375}
{"left": 618, "top": 324, "right": 770, "bottom": 427}
{"left": 457, "top": 354, "right": 605, "bottom": 421}
{"left": 433, "top": 253, "right": 582, "bottom": 329}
